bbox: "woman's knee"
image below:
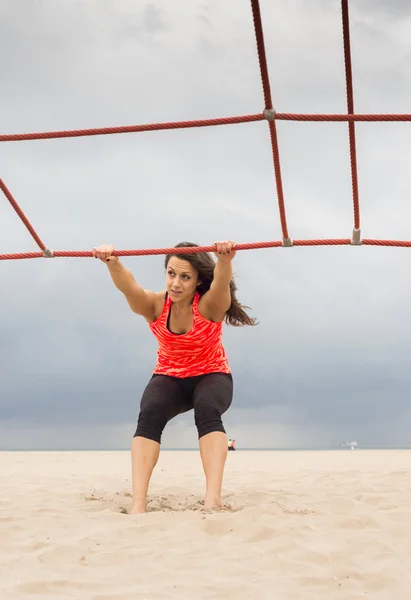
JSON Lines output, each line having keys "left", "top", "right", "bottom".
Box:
{"left": 133, "top": 375, "right": 183, "bottom": 444}
{"left": 193, "top": 374, "right": 233, "bottom": 438}
{"left": 134, "top": 404, "right": 167, "bottom": 444}
{"left": 194, "top": 400, "right": 227, "bottom": 438}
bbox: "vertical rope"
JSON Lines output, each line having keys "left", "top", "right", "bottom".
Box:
{"left": 341, "top": 0, "right": 360, "bottom": 231}
{"left": 250, "top": 0, "right": 290, "bottom": 243}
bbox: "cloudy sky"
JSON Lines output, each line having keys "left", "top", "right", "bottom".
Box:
{"left": 1, "top": 0, "right": 411, "bottom": 450}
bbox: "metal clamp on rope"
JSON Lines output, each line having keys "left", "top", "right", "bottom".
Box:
{"left": 350, "top": 228, "right": 362, "bottom": 245}
{"left": 42, "top": 248, "right": 55, "bottom": 258}
{"left": 263, "top": 108, "right": 276, "bottom": 121}
{"left": 282, "top": 237, "right": 293, "bottom": 247}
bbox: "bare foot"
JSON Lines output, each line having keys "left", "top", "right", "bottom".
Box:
{"left": 204, "top": 496, "right": 222, "bottom": 510}
{"left": 129, "top": 502, "right": 147, "bottom": 515}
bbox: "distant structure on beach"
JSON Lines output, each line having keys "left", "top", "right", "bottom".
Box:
{"left": 338, "top": 440, "right": 359, "bottom": 450}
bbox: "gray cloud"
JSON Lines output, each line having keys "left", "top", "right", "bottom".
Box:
{"left": 354, "top": 0, "right": 411, "bottom": 20}
{"left": 1, "top": 0, "right": 411, "bottom": 449}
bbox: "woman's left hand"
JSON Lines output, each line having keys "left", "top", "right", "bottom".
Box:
{"left": 214, "top": 240, "right": 237, "bottom": 263}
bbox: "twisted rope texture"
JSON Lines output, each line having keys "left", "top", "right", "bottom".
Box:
{"left": 1, "top": 0, "right": 411, "bottom": 261}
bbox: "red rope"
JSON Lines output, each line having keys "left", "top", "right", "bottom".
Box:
{"left": 0, "top": 179, "right": 47, "bottom": 251}
{"left": 2, "top": 0, "right": 411, "bottom": 263}
{"left": 275, "top": 113, "right": 411, "bottom": 121}
{"left": 2, "top": 113, "right": 411, "bottom": 145}
{"left": 341, "top": 0, "right": 360, "bottom": 231}
{"left": 0, "top": 242, "right": 282, "bottom": 261}
{"left": 3, "top": 238, "right": 411, "bottom": 262}
{"left": 250, "top": 0, "right": 289, "bottom": 242}
{"left": 250, "top": 0, "right": 273, "bottom": 111}
{"left": 0, "top": 114, "right": 264, "bottom": 142}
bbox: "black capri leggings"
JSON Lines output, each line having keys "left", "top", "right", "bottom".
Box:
{"left": 133, "top": 372, "right": 233, "bottom": 444}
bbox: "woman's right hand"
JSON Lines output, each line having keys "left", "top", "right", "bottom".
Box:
{"left": 92, "top": 244, "right": 118, "bottom": 264}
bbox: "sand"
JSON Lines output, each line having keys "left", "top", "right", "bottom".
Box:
{"left": 1, "top": 449, "right": 410, "bottom": 600}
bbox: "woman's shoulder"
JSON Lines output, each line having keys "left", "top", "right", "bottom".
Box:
{"left": 154, "top": 290, "right": 168, "bottom": 318}
{"left": 197, "top": 291, "right": 225, "bottom": 324}
{"left": 143, "top": 290, "right": 168, "bottom": 323}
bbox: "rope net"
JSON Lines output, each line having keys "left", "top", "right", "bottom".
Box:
{"left": 2, "top": 0, "right": 411, "bottom": 262}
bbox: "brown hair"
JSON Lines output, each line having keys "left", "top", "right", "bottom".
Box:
{"left": 165, "top": 242, "right": 258, "bottom": 327}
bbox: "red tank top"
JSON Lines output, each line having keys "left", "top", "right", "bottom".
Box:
{"left": 149, "top": 292, "right": 231, "bottom": 378}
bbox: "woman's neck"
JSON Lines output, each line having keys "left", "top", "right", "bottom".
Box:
{"left": 172, "top": 295, "right": 195, "bottom": 313}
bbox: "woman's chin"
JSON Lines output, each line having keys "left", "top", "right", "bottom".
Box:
{"left": 169, "top": 290, "right": 183, "bottom": 300}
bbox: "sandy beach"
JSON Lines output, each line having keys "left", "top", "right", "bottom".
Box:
{"left": 1, "top": 449, "right": 410, "bottom": 599}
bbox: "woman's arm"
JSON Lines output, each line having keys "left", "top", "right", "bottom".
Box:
{"left": 200, "top": 241, "right": 236, "bottom": 321}
{"left": 93, "top": 244, "right": 157, "bottom": 320}
{"left": 106, "top": 261, "right": 157, "bottom": 319}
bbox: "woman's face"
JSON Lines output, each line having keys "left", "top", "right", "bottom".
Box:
{"left": 165, "top": 256, "right": 199, "bottom": 303}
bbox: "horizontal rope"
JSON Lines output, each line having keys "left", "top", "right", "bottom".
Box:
{"left": 0, "top": 241, "right": 281, "bottom": 261}
{"left": 0, "top": 114, "right": 265, "bottom": 143}
{"left": 2, "top": 113, "right": 411, "bottom": 143}
{"left": 276, "top": 113, "right": 411, "bottom": 122}
{"left": 3, "top": 239, "right": 411, "bottom": 261}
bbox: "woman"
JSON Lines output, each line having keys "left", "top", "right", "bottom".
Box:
{"left": 92, "top": 240, "right": 257, "bottom": 513}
